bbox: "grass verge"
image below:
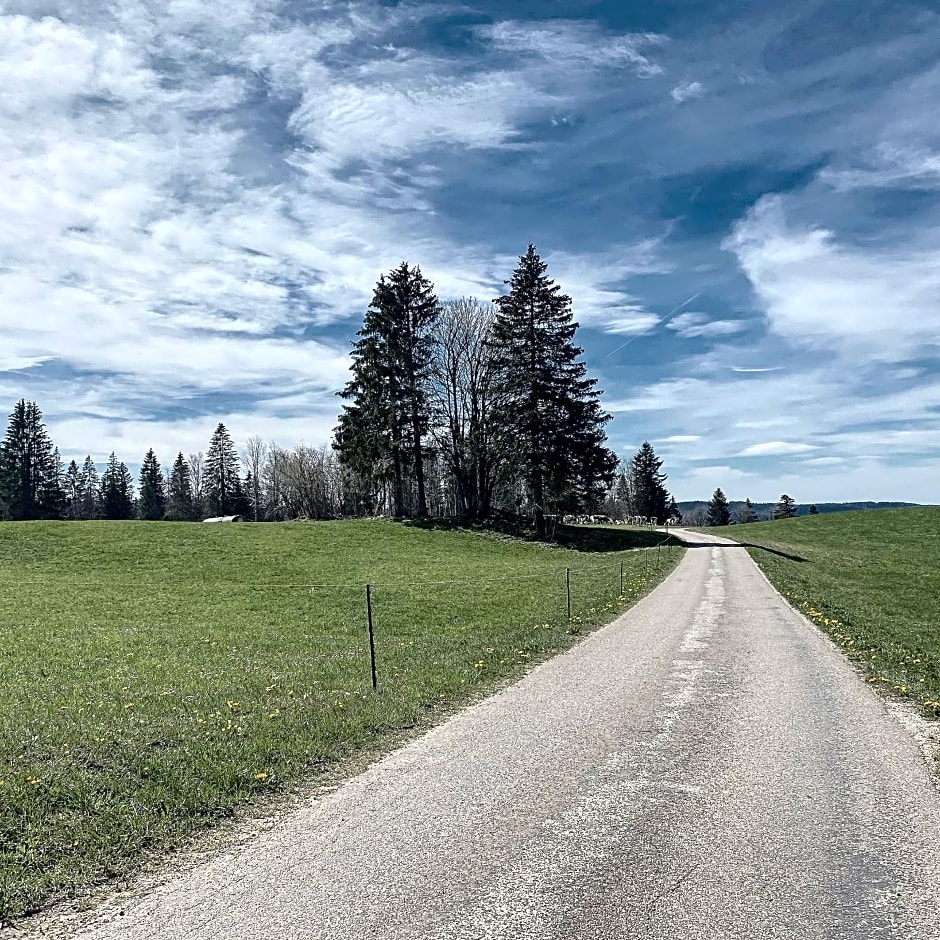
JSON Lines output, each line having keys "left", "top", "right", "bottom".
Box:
{"left": 0, "top": 519, "right": 681, "bottom": 922}
{"left": 713, "top": 508, "right": 940, "bottom": 719}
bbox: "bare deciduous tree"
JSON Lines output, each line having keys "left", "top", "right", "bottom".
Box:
{"left": 188, "top": 451, "right": 205, "bottom": 518}
{"left": 242, "top": 435, "right": 267, "bottom": 521}
{"left": 430, "top": 297, "right": 508, "bottom": 519}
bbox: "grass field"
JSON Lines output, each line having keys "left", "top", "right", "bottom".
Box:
{"left": 713, "top": 508, "right": 940, "bottom": 719}
{"left": 0, "top": 519, "right": 681, "bottom": 921}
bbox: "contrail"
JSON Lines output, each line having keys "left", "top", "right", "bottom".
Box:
{"left": 604, "top": 291, "right": 700, "bottom": 359}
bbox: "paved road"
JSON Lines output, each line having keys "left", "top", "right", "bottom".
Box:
{"left": 59, "top": 530, "right": 940, "bottom": 939}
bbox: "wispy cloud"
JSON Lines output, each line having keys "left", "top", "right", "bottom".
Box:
{"left": 666, "top": 312, "right": 747, "bottom": 338}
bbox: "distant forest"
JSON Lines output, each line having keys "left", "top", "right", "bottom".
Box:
{"left": 679, "top": 500, "right": 919, "bottom": 525}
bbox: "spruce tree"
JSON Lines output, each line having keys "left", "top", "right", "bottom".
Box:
{"left": 78, "top": 455, "right": 100, "bottom": 519}
{"left": 737, "top": 497, "right": 758, "bottom": 524}
{"left": 489, "top": 245, "right": 617, "bottom": 534}
{"left": 0, "top": 399, "right": 64, "bottom": 520}
{"left": 63, "top": 459, "right": 80, "bottom": 519}
{"left": 706, "top": 487, "right": 731, "bottom": 527}
{"left": 808, "top": 504, "right": 819, "bottom": 515}
{"left": 775, "top": 493, "right": 797, "bottom": 519}
{"left": 100, "top": 452, "right": 134, "bottom": 519}
{"left": 628, "top": 442, "right": 670, "bottom": 523}
{"left": 335, "top": 262, "right": 440, "bottom": 517}
{"left": 667, "top": 495, "right": 682, "bottom": 523}
{"left": 138, "top": 449, "right": 166, "bottom": 520}
{"left": 205, "top": 423, "right": 242, "bottom": 516}
{"left": 166, "top": 452, "right": 196, "bottom": 521}
{"left": 614, "top": 469, "right": 632, "bottom": 519}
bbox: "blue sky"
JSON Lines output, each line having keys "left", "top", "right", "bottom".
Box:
{"left": 1, "top": 0, "right": 938, "bottom": 502}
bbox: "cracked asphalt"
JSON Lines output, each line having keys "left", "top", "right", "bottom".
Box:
{"left": 57, "top": 529, "right": 940, "bottom": 939}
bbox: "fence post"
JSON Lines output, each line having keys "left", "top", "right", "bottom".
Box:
{"left": 566, "top": 567, "right": 571, "bottom": 620}
{"left": 620, "top": 559, "right": 624, "bottom": 596}
{"left": 365, "top": 584, "right": 377, "bottom": 690}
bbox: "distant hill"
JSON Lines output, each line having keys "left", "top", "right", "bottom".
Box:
{"left": 676, "top": 500, "right": 920, "bottom": 523}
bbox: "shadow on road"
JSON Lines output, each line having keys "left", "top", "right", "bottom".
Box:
{"left": 681, "top": 540, "right": 808, "bottom": 563}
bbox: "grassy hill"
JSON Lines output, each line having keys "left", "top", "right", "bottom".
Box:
{"left": 0, "top": 519, "right": 681, "bottom": 921}
{"left": 712, "top": 508, "right": 940, "bottom": 719}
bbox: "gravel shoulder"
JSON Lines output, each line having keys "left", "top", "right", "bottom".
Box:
{"left": 25, "top": 529, "right": 940, "bottom": 939}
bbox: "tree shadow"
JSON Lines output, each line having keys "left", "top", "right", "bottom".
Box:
{"left": 396, "top": 517, "right": 685, "bottom": 553}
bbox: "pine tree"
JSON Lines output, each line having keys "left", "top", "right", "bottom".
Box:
{"left": 78, "top": 455, "right": 100, "bottom": 519}
{"left": 737, "top": 497, "right": 758, "bottom": 524}
{"left": 489, "top": 245, "right": 617, "bottom": 534}
{"left": 706, "top": 487, "right": 731, "bottom": 526}
{"left": 166, "top": 452, "right": 196, "bottom": 521}
{"left": 100, "top": 452, "right": 134, "bottom": 519}
{"left": 628, "top": 442, "right": 670, "bottom": 523}
{"left": 0, "top": 399, "right": 64, "bottom": 520}
{"left": 138, "top": 449, "right": 166, "bottom": 520}
{"left": 808, "top": 504, "right": 819, "bottom": 515}
{"left": 775, "top": 493, "right": 798, "bottom": 519}
{"left": 335, "top": 262, "right": 440, "bottom": 517}
{"left": 205, "top": 423, "right": 242, "bottom": 516}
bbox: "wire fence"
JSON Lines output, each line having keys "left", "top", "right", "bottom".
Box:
{"left": 0, "top": 537, "right": 682, "bottom": 704}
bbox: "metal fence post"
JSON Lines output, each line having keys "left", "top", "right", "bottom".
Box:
{"left": 566, "top": 567, "right": 571, "bottom": 620}
{"left": 365, "top": 584, "right": 377, "bottom": 690}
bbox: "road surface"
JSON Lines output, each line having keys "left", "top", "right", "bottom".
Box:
{"left": 53, "top": 529, "right": 940, "bottom": 938}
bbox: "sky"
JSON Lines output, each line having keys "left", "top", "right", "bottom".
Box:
{"left": 1, "top": 0, "right": 938, "bottom": 503}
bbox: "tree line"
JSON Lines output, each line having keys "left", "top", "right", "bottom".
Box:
{"left": 0, "top": 402, "right": 357, "bottom": 522}
{"left": 0, "top": 246, "right": 689, "bottom": 528}
{"left": 691, "top": 489, "right": 806, "bottom": 526}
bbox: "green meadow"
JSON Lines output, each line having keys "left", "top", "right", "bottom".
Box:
{"left": 0, "top": 519, "right": 681, "bottom": 921}
{"left": 715, "top": 508, "right": 940, "bottom": 717}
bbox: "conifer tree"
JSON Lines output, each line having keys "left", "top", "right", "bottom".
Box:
{"left": 774, "top": 493, "right": 797, "bottom": 519}
{"left": 335, "top": 262, "right": 440, "bottom": 517}
{"left": 614, "top": 469, "right": 632, "bottom": 518}
{"left": 100, "top": 452, "right": 134, "bottom": 519}
{"left": 489, "top": 245, "right": 617, "bottom": 534}
{"left": 667, "top": 495, "right": 682, "bottom": 523}
{"left": 138, "top": 448, "right": 166, "bottom": 520}
{"left": 78, "top": 455, "right": 100, "bottom": 519}
{"left": 166, "top": 452, "right": 196, "bottom": 521}
{"left": 63, "top": 459, "right": 80, "bottom": 519}
{"left": 0, "top": 399, "right": 64, "bottom": 520}
{"left": 808, "top": 504, "right": 819, "bottom": 515}
{"left": 628, "top": 442, "right": 670, "bottom": 523}
{"left": 706, "top": 487, "right": 731, "bottom": 526}
{"left": 205, "top": 423, "right": 242, "bottom": 516}
{"left": 737, "top": 497, "right": 758, "bottom": 524}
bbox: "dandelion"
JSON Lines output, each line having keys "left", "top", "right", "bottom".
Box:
{"left": 253, "top": 772, "right": 268, "bottom": 781}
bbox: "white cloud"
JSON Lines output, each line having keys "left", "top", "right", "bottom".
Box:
{"left": 737, "top": 441, "right": 816, "bottom": 457}
{"left": 725, "top": 195, "right": 940, "bottom": 358}
{"left": 670, "top": 81, "right": 704, "bottom": 102}
{"left": 657, "top": 435, "right": 700, "bottom": 443}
